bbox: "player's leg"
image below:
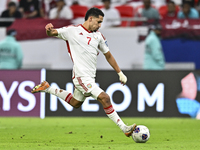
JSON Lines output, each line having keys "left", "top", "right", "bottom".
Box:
{"left": 97, "top": 92, "right": 126, "bottom": 131}
{"left": 92, "top": 88, "right": 136, "bottom": 137}
{"left": 31, "top": 81, "right": 84, "bottom": 108}
{"left": 72, "top": 76, "right": 137, "bottom": 137}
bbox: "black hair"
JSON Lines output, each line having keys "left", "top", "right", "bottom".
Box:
{"left": 182, "top": 1, "right": 192, "bottom": 7}
{"left": 8, "top": 2, "right": 16, "bottom": 7}
{"left": 102, "top": 0, "right": 111, "bottom": 2}
{"left": 7, "top": 29, "right": 17, "bottom": 36}
{"left": 147, "top": 21, "right": 162, "bottom": 35}
{"left": 168, "top": 0, "right": 175, "bottom": 5}
{"left": 85, "top": 7, "right": 104, "bottom": 21}
{"left": 150, "top": 24, "right": 162, "bottom": 30}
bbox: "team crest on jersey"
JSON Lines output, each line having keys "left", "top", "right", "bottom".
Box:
{"left": 87, "top": 83, "right": 92, "bottom": 88}
{"left": 93, "top": 33, "right": 98, "bottom": 40}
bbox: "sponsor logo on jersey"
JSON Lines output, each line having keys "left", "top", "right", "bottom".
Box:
{"left": 79, "top": 32, "right": 83, "bottom": 35}
{"left": 87, "top": 83, "right": 92, "bottom": 88}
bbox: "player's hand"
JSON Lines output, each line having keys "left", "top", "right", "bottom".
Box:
{"left": 45, "top": 23, "right": 54, "bottom": 31}
{"left": 118, "top": 71, "right": 127, "bottom": 85}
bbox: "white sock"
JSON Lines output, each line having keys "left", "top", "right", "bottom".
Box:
{"left": 104, "top": 105, "right": 126, "bottom": 132}
{"left": 47, "top": 87, "right": 73, "bottom": 104}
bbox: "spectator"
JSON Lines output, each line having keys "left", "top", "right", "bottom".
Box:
{"left": 40, "top": 0, "right": 73, "bottom": 18}
{"left": 161, "top": 1, "right": 178, "bottom": 19}
{"left": 143, "top": 24, "right": 165, "bottom": 70}
{"left": 100, "top": 0, "right": 121, "bottom": 28}
{"left": 136, "top": 0, "right": 160, "bottom": 19}
{"left": 178, "top": 2, "right": 199, "bottom": 18}
{"left": 40, "top": 0, "right": 57, "bottom": 18}
{"left": 0, "top": 29, "right": 23, "bottom": 70}
{"left": 0, "top": 2, "right": 22, "bottom": 27}
{"left": 0, "top": 0, "right": 19, "bottom": 15}
{"left": 19, "top": 0, "right": 40, "bottom": 18}
{"left": 49, "top": 0, "right": 73, "bottom": 19}
{"left": 1, "top": 2, "right": 22, "bottom": 18}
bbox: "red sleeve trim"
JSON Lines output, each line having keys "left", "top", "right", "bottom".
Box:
{"left": 101, "top": 33, "right": 106, "bottom": 40}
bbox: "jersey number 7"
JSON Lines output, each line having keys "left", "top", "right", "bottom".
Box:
{"left": 87, "top": 37, "right": 91, "bottom": 45}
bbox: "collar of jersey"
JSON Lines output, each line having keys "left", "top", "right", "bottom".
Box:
{"left": 80, "top": 24, "right": 93, "bottom": 33}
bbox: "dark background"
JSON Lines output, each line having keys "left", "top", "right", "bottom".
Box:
{"left": 45, "top": 70, "right": 200, "bottom": 117}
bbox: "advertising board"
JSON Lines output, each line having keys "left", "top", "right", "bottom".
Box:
{"left": 45, "top": 70, "right": 200, "bottom": 117}
{"left": 0, "top": 69, "right": 45, "bottom": 117}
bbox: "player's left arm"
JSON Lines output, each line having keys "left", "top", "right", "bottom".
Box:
{"left": 104, "top": 51, "right": 127, "bottom": 85}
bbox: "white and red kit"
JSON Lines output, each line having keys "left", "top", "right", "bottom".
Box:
{"left": 56, "top": 24, "right": 109, "bottom": 78}
{"left": 56, "top": 24, "right": 109, "bottom": 100}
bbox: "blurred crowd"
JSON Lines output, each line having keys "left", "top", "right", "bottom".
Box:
{"left": 1, "top": 0, "right": 200, "bottom": 70}
{"left": 0, "top": 0, "right": 200, "bottom": 28}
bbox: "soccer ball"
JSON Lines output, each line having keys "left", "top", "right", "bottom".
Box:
{"left": 132, "top": 125, "right": 150, "bottom": 143}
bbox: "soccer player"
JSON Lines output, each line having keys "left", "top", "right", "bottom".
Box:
{"left": 31, "top": 7, "right": 136, "bottom": 137}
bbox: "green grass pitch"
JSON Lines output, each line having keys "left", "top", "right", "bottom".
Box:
{"left": 0, "top": 117, "right": 200, "bottom": 150}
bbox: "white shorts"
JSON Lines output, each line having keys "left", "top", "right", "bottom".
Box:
{"left": 72, "top": 76, "right": 104, "bottom": 102}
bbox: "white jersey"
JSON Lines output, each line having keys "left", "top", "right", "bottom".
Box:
{"left": 56, "top": 24, "right": 109, "bottom": 78}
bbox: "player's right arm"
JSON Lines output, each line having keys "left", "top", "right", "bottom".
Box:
{"left": 45, "top": 23, "right": 58, "bottom": 37}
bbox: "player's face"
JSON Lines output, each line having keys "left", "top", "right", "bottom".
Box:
{"left": 167, "top": 3, "right": 175, "bottom": 13}
{"left": 89, "top": 15, "right": 103, "bottom": 32}
{"left": 183, "top": 4, "right": 190, "bottom": 15}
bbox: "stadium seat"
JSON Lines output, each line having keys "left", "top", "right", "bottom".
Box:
{"left": 158, "top": 5, "right": 168, "bottom": 17}
{"left": 115, "top": 5, "right": 134, "bottom": 27}
{"left": 70, "top": 5, "right": 88, "bottom": 19}
{"left": 92, "top": 5, "right": 104, "bottom": 9}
